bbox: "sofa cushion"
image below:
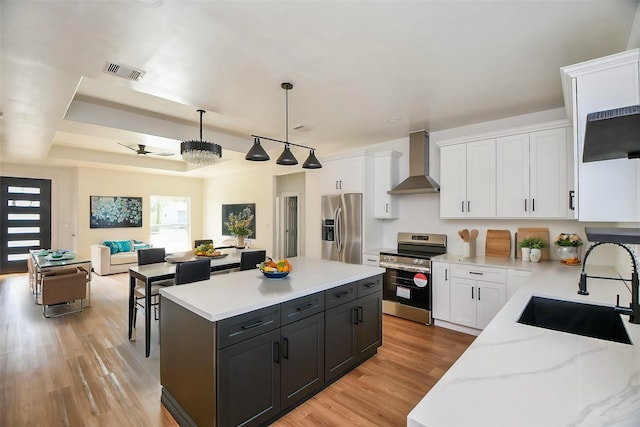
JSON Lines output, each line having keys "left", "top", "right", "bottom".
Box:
{"left": 111, "top": 251, "right": 138, "bottom": 266}
{"left": 115, "top": 240, "right": 132, "bottom": 252}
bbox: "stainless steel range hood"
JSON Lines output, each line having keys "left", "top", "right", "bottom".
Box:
{"left": 583, "top": 105, "right": 640, "bottom": 162}
{"left": 388, "top": 130, "right": 440, "bottom": 194}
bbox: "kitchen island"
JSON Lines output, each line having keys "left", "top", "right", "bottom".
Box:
{"left": 408, "top": 260, "right": 640, "bottom": 427}
{"left": 159, "top": 257, "right": 385, "bottom": 427}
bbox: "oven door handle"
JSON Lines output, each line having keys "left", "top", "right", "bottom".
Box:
{"left": 379, "top": 262, "right": 430, "bottom": 274}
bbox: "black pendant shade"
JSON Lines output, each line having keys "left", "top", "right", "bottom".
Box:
{"left": 247, "top": 82, "right": 322, "bottom": 169}
{"left": 302, "top": 149, "right": 322, "bottom": 169}
{"left": 245, "top": 137, "right": 270, "bottom": 161}
{"left": 276, "top": 144, "right": 298, "bottom": 165}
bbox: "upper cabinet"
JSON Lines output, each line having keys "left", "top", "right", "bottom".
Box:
{"left": 440, "top": 139, "right": 496, "bottom": 218}
{"left": 561, "top": 49, "right": 640, "bottom": 222}
{"left": 438, "top": 123, "right": 572, "bottom": 220}
{"left": 320, "top": 153, "right": 368, "bottom": 194}
{"left": 496, "top": 128, "right": 568, "bottom": 218}
{"left": 373, "top": 151, "right": 401, "bottom": 219}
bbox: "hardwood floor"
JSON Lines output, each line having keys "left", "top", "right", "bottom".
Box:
{"left": 0, "top": 271, "right": 474, "bottom": 426}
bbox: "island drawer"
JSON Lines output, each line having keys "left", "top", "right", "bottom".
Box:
{"left": 217, "top": 305, "right": 281, "bottom": 349}
{"left": 358, "top": 275, "right": 382, "bottom": 297}
{"left": 325, "top": 282, "right": 357, "bottom": 309}
{"left": 281, "top": 292, "right": 325, "bottom": 326}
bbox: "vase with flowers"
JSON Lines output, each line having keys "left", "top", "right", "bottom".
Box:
{"left": 553, "top": 233, "right": 583, "bottom": 265}
{"left": 225, "top": 207, "right": 254, "bottom": 248}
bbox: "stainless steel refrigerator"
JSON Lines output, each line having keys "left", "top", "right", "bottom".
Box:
{"left": 321, "top": 193, "right": 363, "bottom": 264}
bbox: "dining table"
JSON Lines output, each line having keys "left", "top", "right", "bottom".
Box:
{"left": 128, "top": 249, "right": 260, "bottom": 357}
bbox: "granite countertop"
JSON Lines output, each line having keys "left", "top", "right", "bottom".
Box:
{"left": 160, "top": 257, "right": 385, "bottom": 322}
{"left": 409, "top": 260, "right": 640, "bottom": 427}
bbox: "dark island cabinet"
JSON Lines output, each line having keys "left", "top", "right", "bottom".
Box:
{"left": 325, "top": 276, "right": 382, "bottom": 383}
{"left": 160, "top": 274, "right": 382, "bottom": 427}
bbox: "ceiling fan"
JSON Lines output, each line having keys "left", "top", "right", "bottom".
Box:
{"left": 119, "top": 143, "right": 174, "bottom": 157}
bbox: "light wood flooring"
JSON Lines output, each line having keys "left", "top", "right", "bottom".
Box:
{"left": 0, "top": 271, "right": 474, "bottom": 426}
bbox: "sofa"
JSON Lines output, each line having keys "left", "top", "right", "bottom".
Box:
{"left": 91, "top": 240, "right": 151, "bottom": 276}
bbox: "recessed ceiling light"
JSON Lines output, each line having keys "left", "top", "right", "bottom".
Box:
{"left": 387, "top": 117, "right": 401, "bottom": 123}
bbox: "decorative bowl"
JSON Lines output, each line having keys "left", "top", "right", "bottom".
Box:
{"left": 261, "top": 270, "right": 289, "bottom": 279}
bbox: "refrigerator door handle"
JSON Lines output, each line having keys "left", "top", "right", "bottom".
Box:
{"left": 335, "top": 206, "right": 343, "bottom": 254}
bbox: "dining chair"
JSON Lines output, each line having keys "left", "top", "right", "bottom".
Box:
{"left": 134, "top": 247, "right": 173, "bottom": 327}
{"left": 194, "top": 239, "right": 213, "bottom": 248}
{"left": 240, "top": 250, "right": 267, "bottom": 271}
{"left": 175, "top": 259, "right": 211, "bottom": 285}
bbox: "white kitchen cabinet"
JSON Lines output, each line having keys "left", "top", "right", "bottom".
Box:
{"left": 373, "top": 151, "right": 401, "bottom": 219}
{"left": 320, "top": 153, "right": 367, "bottom": 194}
{"left": 431, "top": 261, "right": 450, "bottom": 321}
{"left": 449, "top": 264, "right": 506, "bottom": 330}
{"left": 561, "top": 49, "right": 640, "bottom": 221}
{"left": 440, "top": 139, "right": 496, "bottom": 218}
{"left": 496, "top": 128, "right": 568, "bottom": 218}
{"left": 362, "top": 252, "right": 380, "bottom": 267}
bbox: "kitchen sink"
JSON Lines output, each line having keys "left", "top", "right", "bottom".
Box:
{"left": 517, "top": 296, "right": 632, "bottom": 345}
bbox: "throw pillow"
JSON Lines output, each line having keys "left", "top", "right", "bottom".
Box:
{"left": 115, "top": 240, "right": 132, "bottom": 253}
{"left": 133, "top": 243, "right": 151, "bottom": 250}
{"left": 103, "top": 241, "right": 118, "bottom": 254}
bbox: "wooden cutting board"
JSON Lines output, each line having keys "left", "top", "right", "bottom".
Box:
{"left": 485, "top": 229, "right": 511, "bottom": 258}
{"left": 516, "top": 227, "right": 551, "bottom": 260}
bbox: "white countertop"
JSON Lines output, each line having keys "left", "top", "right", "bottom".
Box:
{"left": 408, "top": 260, "right": 640, "bottom": 427}
{"left": 159, "top": 257, "right": 385, "bottom": 322}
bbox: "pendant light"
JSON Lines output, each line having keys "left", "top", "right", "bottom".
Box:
{"left": 247, "top": 82, "right": 322, "bottom": 169}
{"left": 181, "top": 109, "right": 222, "bottom": 165}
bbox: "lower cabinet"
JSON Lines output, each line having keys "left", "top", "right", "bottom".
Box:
{"left": 161, "top": 274, "right": 383, "bottom": 427}
{"left": 449, "top": 264, "right": 506, "bottom": 330}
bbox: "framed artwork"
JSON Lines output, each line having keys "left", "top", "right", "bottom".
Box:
{"left": 222, "top": 203, "right": 256, "bottom": 238}
{"left": 90, "top": 196, "right": 143, "bottom": 228}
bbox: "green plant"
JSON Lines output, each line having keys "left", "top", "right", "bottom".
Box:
{"left": 518, "top": 237, "right": 547, "bottom": 249}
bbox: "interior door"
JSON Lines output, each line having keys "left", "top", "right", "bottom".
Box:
{"left": 0, "top": 176, "right": 51, "bottom": 274}
{"left": 284, "top": 195, "right": 298, "bottom": 258}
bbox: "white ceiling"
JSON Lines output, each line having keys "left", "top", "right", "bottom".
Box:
{"left": 1, "top": 0, "right": 639, "bottom": 177}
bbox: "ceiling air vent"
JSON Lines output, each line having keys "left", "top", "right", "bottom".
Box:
{"left": 103, "top": 61, "right": 146, "bottom": 81}
{"left": 293, "top": 124, "right": 313, "bottom": 133}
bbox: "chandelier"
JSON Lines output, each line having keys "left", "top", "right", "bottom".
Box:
{"left": 181, "top": 109, "right": 222, "bottom": 165}
{"left": 246, "top": 82, "right": 322, "bottom": 169}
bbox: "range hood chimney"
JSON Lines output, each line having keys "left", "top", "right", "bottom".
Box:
{"left": 583, "top": 105, "right": 640, "bottom": 162}
{"left": 388, "top": 130, "right": 440, "bottom": 194}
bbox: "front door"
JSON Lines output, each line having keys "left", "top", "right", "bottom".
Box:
{"left": 0, "top": 177, "right": 52, "bottom": 274}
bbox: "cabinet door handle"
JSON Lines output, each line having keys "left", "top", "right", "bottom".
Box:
{"left": 335, "top": 290, "right": 350, "bottom": 299}
{"left": 353, "top": 308, "right": 359, "bottom": 325}
{"left": 524, "top": 199, "right": 527, "bottom": 212}
{"left": 358, "top": 306, "right": 364, "bottom": 323}
{"left": 274, "top": 341, "right": 280, "bottom": 364}
{"left": 532, "top": 198, "right": 535, "bottom": 212}
{"left": 242, "top": 320, "right": 264, "bottom": 330}
{"left": 362, "top": 281, "right": 377, "bottom": 289}
{"left": 296, "top": 302, "right": 314, "bottom": 312}
{"left": 335, "top": 180, "right": 339, "bottom": 190}
{"left": 569, "top": 190, "right": 575, "bottom": 211}
{"left": 385, "top": 203, "right": 389, "bottom": 213}
{"left": 471, "top": 287, "right": 474, "bottom": 300}
{"left": 445, "top": 269, "right": 448, "bottom": 281}
{"left": 478, "top": 287, "right": 481, "bottom": 301}
{"left": 469, "top": 271, "right": 483, "bottom": 275}
{"left": 339, "top": 180, "right": 343, "bottom": 189}
{"left": 461, "top": 201, "right": 465, "bottom": 213}
{"left": 467, "top": 201, "right": 470, "bottom": 213}
{"left": 283, "top": 338, "right": 289, "bottom": 359}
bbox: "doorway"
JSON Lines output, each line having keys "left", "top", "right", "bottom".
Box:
{"left": 0, "top": 177, "right": 52, "bottom": 274}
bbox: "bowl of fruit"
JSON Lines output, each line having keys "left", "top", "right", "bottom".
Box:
{"left": 195, "top": 243, "right": 226, "bottom": 259}
{"left": 258, "top": 258, "right": 291, "bottom": 279}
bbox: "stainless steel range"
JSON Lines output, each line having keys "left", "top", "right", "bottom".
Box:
{"left": 379, "top": 232, "right": 447, "bottom": 324}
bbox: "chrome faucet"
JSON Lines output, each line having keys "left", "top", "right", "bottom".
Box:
{"left": 578, "top": 241, "right": 640, "bottom": 324}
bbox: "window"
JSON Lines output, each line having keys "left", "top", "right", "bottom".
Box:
{"left": 150, "top": 196, "right": 190, "bottom": 253}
